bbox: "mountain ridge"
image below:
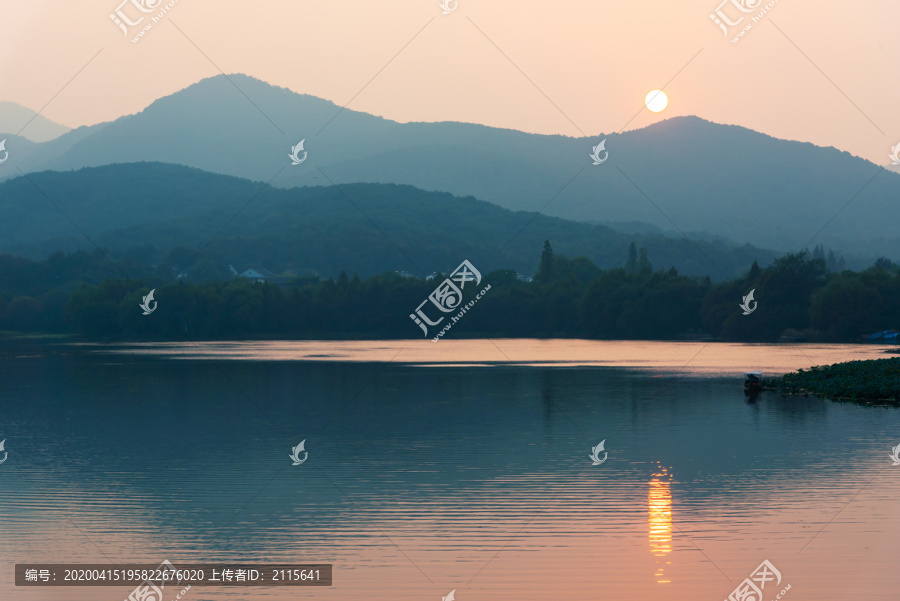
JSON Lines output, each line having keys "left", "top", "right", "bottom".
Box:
{"left": 2, "top": 74, "right": 897, "bottom": 259}
{"left": 0, "top": 101, "right": 72, "bottom": 142}
{"left": 0, "top": 162, "right": 781, "bottom": 281}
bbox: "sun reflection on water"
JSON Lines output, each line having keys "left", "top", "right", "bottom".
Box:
{"left": 648, "top": 465, "right": 673, "bottom": 584}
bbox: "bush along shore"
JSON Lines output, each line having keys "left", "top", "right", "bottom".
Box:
{"left": 762, "top": 357, "right": 900, "bottom": 404}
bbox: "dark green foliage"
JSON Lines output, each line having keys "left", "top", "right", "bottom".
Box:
{"left": 536, "top": 240, "right": 554, "bottom": 283}
{"left": 626, "top": 242, "right": 638, "bottom": 273}
{"left": 763, "top": 358, "right": 900, "bottom": 402}
{"left": 809, "top": 266, "right": 900, "bottom": 340}
{"left": 1, "top": 243, "right": 898, "bottom": 341}
{"left": 0, "top": 249, "right": 157, "bottom": 333}
{"left": 708, "top": 252, "right": 828, "bottom": 341}
{"left": 638, "top": 247, "right": 652, "bottom": 274}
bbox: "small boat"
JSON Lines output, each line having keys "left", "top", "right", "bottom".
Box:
{"left": 744, "top": 371, "right": 762, "bottom": 395}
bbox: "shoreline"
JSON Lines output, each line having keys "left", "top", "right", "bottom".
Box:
{"left": 762, "top": 357, "right": 900, "bottom": 404}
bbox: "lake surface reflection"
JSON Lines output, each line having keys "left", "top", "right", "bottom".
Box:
{"left": 1, "top": 340, "right": 898, "bottom": 600}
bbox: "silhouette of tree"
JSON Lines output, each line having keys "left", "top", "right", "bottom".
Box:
{"left": 626, "top": 241, "right": 638, "bottom": 273}
{"left": 638, "top": 247, "right": 652, "bottom": 274}
{"left": 537, "top": 240, "right": 554, "bottom": 282}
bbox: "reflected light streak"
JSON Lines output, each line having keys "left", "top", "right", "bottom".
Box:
{"left": 649, "top": 464, "right": 673, "bottom": 584}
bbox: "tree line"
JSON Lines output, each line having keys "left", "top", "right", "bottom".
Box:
{"left": 0, "top": 242, "right": 897, "bottom": 342}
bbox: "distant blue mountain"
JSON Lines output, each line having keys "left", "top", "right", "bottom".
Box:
{"left": 0, "top": 101, "right": 71, "bottom": 142}
{"left": 2, "top": 74, "right": 897, "bottom": 259}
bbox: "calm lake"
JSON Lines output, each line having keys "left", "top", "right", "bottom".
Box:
{"left": 1, "top": 340, "right": 898, "bottom": 600}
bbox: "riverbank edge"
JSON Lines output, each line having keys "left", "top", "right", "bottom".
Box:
{"left": 762, "top": 357, "right": 900, "bottom": 405}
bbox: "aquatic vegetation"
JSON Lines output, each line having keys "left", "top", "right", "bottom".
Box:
{"left": 763, "top": 357, "right": 900, "bottom": 403}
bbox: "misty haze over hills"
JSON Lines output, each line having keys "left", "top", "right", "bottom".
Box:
{"left": 0, "top": 101, "right": 71, "bottom": 143}
{"left": 1, "top": 74, "right": 898, "bottom": 262}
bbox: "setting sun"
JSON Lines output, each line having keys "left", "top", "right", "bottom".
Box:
{"left": 645, "top": 90, "right": 669, "bottom": 112}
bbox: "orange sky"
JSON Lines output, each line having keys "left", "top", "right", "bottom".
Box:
{"left": 1, "top": 0, "right": 898, "bottom": 165}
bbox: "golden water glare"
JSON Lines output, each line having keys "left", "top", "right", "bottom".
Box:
{"left": 648, "top": 465, "right": 673, "bottom": 584}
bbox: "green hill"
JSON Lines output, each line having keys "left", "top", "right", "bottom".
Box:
{"left": 0, "top": 163, "right": 778, "bottom": 280}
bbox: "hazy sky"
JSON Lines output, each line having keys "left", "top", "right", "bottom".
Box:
{"left": 1, "top": 1, "right": 898, "bottom": 164}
